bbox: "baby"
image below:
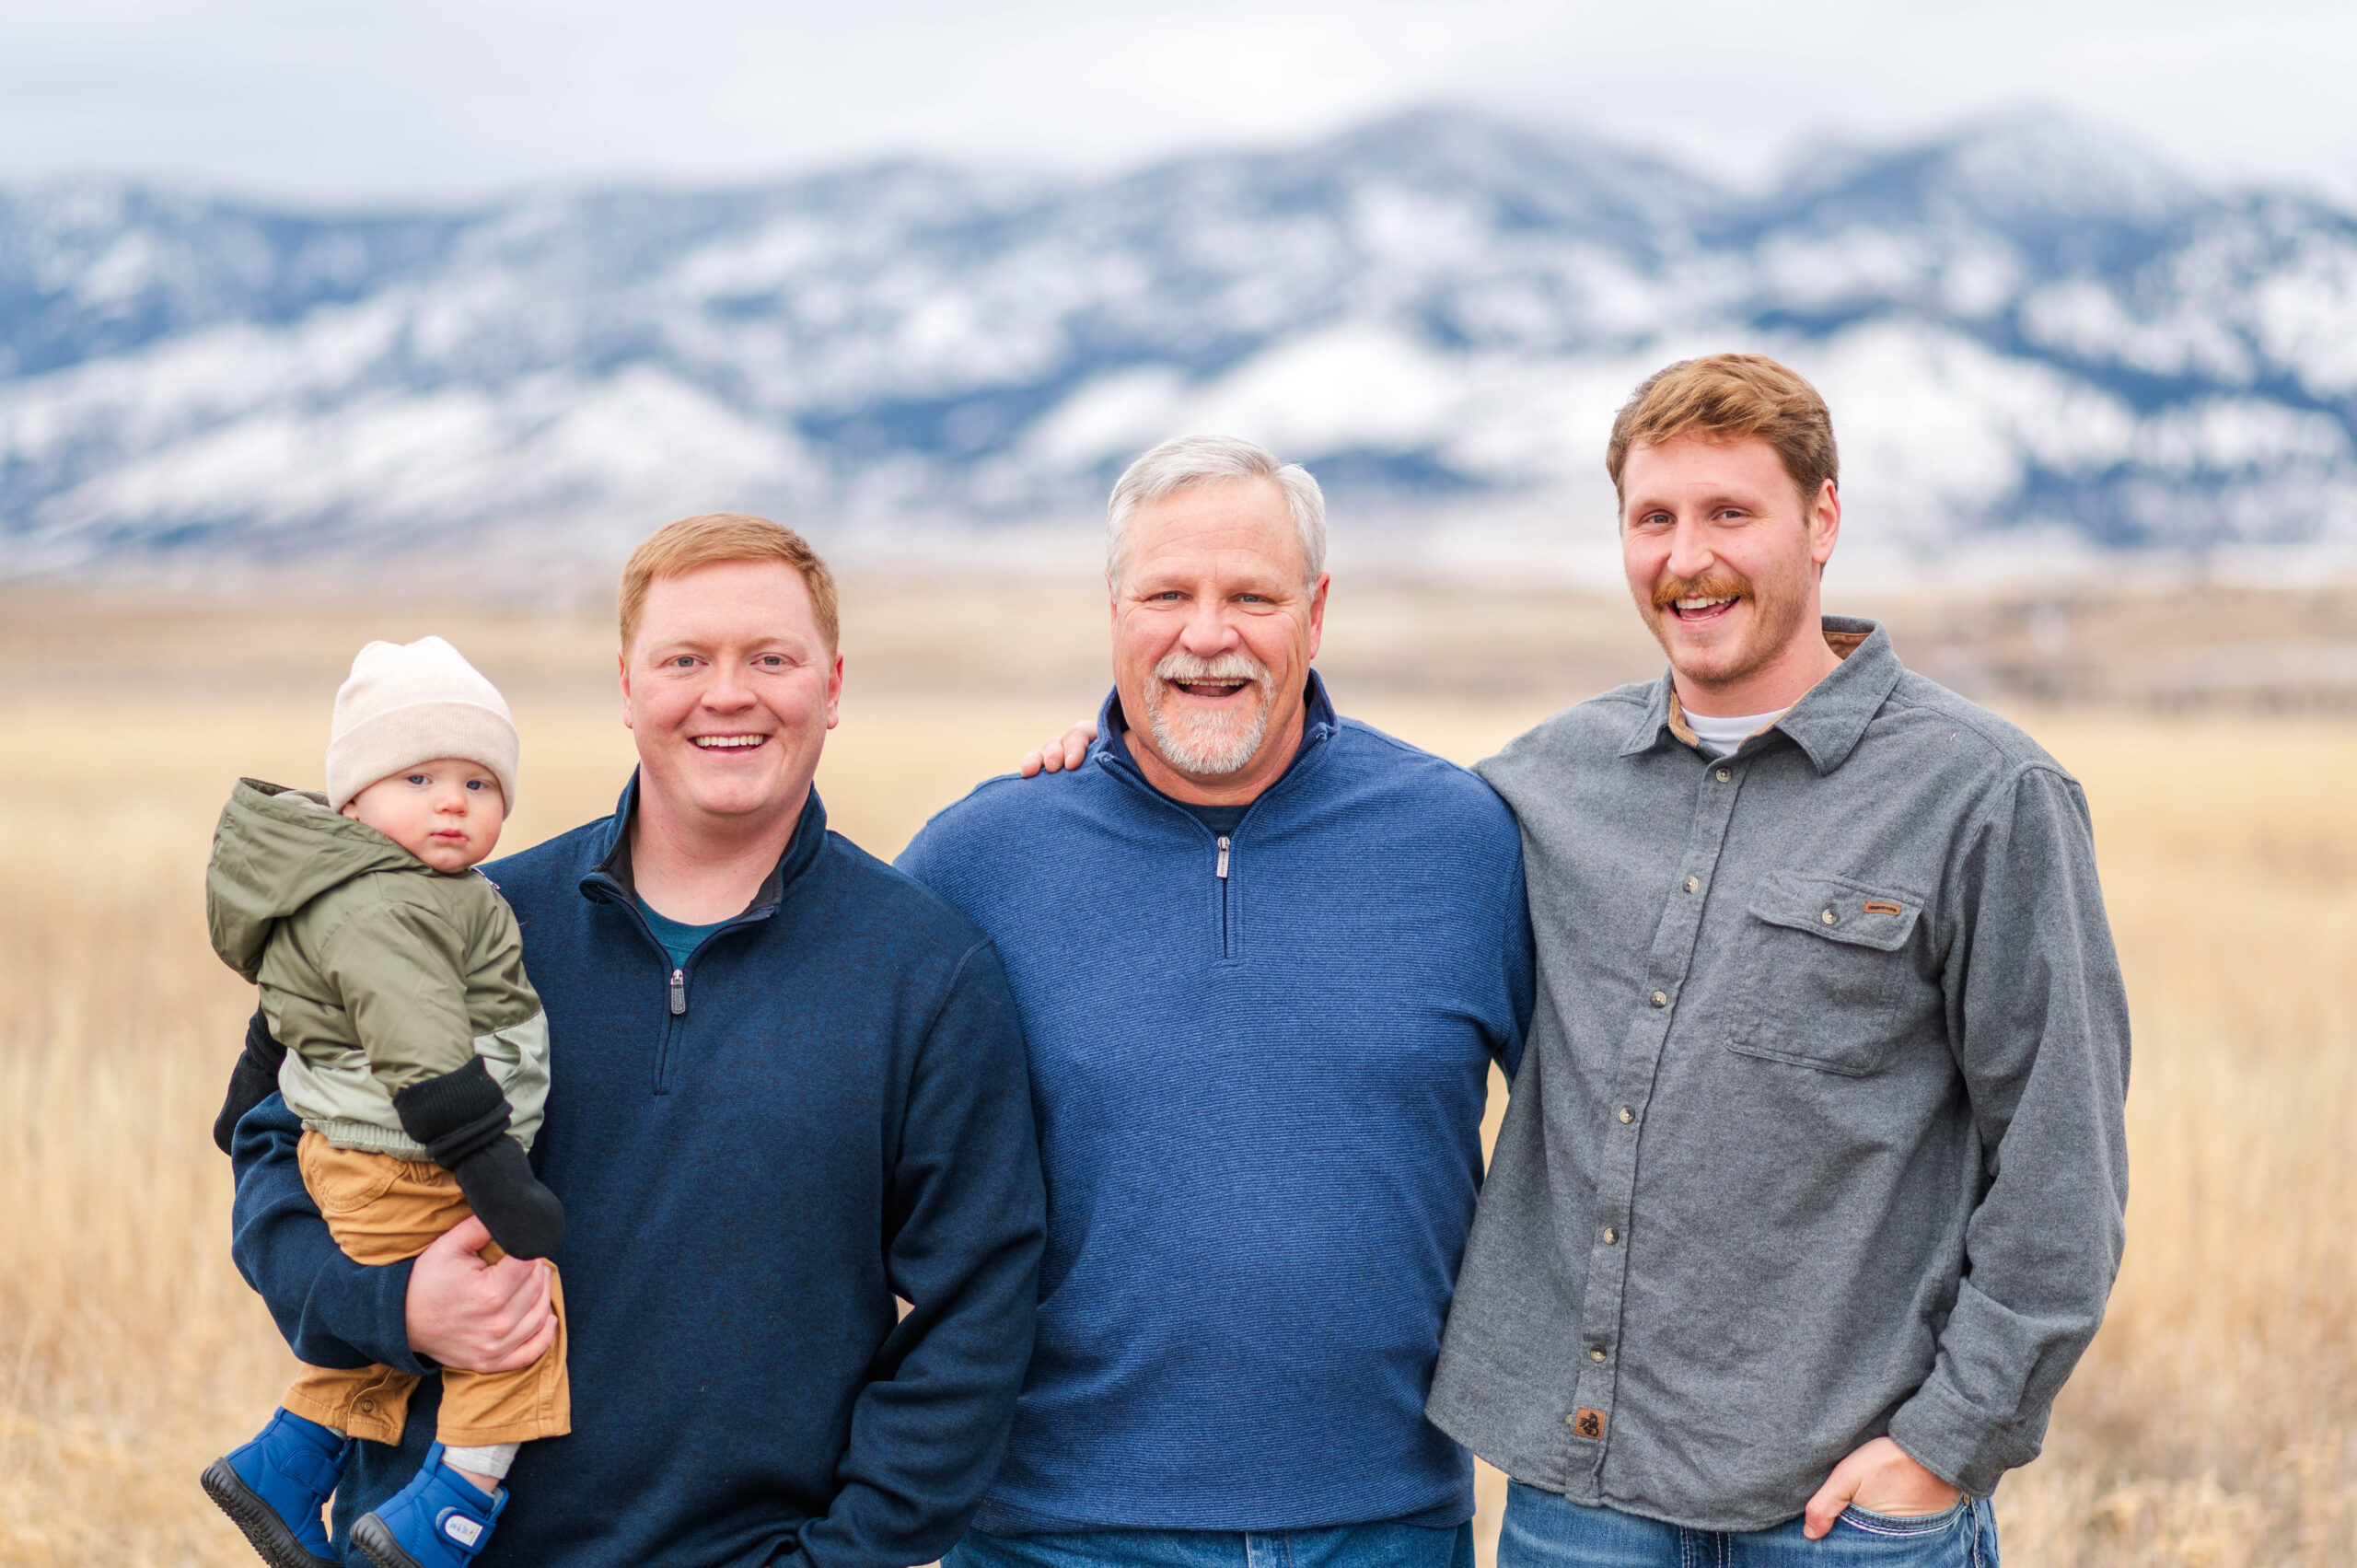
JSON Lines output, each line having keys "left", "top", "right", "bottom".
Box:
{"left": 201, "top": 636, "right": 566, "bottom": 1568}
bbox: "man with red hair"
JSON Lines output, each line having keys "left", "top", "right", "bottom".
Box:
{"left": 1426, "top": 354, "right": 2131, "bottom": 1565}
{"left": 220, "top": 514, "right": 1046, "bottom": 1568}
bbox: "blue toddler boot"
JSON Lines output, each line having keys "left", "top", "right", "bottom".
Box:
{"left": 201, "top": 1407, "right": 348, "bottom": 1568}
{"left": 351, "top": 1443, "right": 509, "bottom": 1568}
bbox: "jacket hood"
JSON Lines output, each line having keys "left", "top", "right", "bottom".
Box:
{"left": 206, "top": 776, "right": 425, "bottom": 980}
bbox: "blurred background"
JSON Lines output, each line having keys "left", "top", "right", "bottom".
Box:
{"left": 1, "top": 3, "right": 2352, "bottom": 1564}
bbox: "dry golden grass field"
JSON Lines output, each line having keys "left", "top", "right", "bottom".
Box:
{"left": 1, "top": 582, "right": 2351, "bottom": 1566}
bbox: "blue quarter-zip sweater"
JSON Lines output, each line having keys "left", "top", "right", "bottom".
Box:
{"left": 895, "top": 674, "right": 1534, "bottom": 1536}
{"left": 228, "top": 783, "right": 1047, "bottom": 1568}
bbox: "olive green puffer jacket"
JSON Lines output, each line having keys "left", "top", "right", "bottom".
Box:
{"left": 205, "top": 778, "right": 550, "bottom": 1159}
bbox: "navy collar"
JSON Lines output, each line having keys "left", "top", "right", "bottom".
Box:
{"left": 581, "top": 770, "right": 830, "bottom": 914}
{"left": 1619, "top": 618, "right": 1902, "bottom": 776}
{"left": 1094, "top": 668, "right": 1339, "bottom": 789}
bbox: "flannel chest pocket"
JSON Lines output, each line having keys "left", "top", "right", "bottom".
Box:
{"left": 1724, "top": 870, "right": 1922, "bottom": 1076}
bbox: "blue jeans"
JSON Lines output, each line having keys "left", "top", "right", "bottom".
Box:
{"left": 947, "top": 1520, "right": 1474, "bottom": 1568}
{"left": 1497, "top": 1481, "right": 1998, "bottom": 1568}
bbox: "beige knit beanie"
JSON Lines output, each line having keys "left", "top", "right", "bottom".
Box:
{"left": 325, "top": 636, "right": 520, "bottom": 814}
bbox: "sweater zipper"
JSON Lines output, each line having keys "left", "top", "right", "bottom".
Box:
{"left": 586, "top": 860, "right": 784, "bottom": 1096}
{"left": 1099, "top": 728, "right": 1338, "bottom": 964}
{"left": 1216, "top": 835, "right": 1232, "bottom": 958}
{"left": 600, "top": 893, "right": 692, "bottom": 1092}
{"left": 656, "top": 960, "right": 686, "bottom": 1092}
{"left": 652, "top": 905, "right": 781, "bottom": 1090}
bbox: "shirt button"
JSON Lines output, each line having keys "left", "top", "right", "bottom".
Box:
{"left": 1684, "top": 876, "right": 1699, "bottom": 893}
{"left": 1590, "top": 1348, "right": 1608, "bottom": 1362}
{"left": 1618, "top": 1107, "right": 1634, "bottom": 1124}
{"left": 1820, "top": 909, "right": 1837, "bottom": 925}
{"left": 1603, "top": 1227, "right": 1619, "bottom": 1244}
{"left": 1715, "top": 768, "right": 1731, "bottom": 783}
{"left": 1650, "top": 990, "right": 1668, "bottom": 1007}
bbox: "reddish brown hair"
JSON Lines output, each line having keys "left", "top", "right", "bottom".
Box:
{"left": 1606, "top": 354, "right": 1839, "bottom": 508}
{"left": 619, "top": 513, "right": 840, "bottom": 654}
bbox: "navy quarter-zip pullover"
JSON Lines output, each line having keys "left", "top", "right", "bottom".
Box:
{"left": 896, "top": 674, "right": 1535, "bottom": 1536}
{"left": 229, "top": 783, "right": 1047, "bottom": 1568}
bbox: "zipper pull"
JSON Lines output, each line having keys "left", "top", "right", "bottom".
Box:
{"left": 1216, "top": 835, "right": 1230, "bottom": 879}
{"left": 669, "top": 967, "right": 687, "bottom": 1016}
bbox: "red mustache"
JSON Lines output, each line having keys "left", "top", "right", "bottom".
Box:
{"left": 1651, "top": 574, "right": 1750, "bottom": 611}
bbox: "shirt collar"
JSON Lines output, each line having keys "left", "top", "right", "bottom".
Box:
{"left": 1619, "top": 617, "right": 1898, "bottom": 775}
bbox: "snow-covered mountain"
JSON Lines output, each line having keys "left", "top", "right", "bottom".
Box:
{"left": 5, "top": 107, "right": 2355, "bottom": 580}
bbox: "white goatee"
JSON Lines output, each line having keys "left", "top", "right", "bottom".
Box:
{"left": 1144, "top": 650, "right": 1274, "bottom": 776}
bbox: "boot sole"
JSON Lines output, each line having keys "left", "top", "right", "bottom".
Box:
{"left": 352, "top": 1511, "right": 431, "bottom": 1568}
{"left": 200, "top": 1458, "right": 338, "bottom": 1568}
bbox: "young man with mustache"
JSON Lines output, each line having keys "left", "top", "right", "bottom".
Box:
{"left": 898, "top": 436, "right": 1535, "bottom": 1568}
{"left": 1425, "top": 354, "right": 2131, "bottom": 1564}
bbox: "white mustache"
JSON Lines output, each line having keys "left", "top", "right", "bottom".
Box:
{"left": 1153, "top": 650, "right": 1270, "bottom": 686}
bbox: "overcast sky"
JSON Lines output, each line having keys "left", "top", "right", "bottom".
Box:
{"left": 3, "top": 0, "right": 2353, "bottom": 206}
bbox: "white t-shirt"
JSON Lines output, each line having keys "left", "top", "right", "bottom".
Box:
{"left": 1685, "top": 708, "right": 1785, "bottom": 759}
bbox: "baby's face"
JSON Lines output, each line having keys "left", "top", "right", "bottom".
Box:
{"left": 342, "top": 758, "right": 507, "bottom": 873}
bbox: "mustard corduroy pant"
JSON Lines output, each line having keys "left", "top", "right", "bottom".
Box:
{"left": 278, "top": 1132, "right": 570, "bottom": 1448}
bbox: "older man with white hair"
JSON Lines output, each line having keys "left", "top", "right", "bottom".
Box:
{"left": 896, "top": 436, "right": 1534, "bottom": 1568}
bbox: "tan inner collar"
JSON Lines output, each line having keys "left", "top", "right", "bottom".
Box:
{"left": 1666, "top": 627, "right": 1866, "bottom": 749}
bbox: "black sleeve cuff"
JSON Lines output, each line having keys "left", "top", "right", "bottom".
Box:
{"left": 391, "top": 1057, "right": 514, "bottom": 1169}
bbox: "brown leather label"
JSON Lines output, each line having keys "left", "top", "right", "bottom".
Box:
{"left": 1863, "top": 900, "right": 1903, "bottom": 916}
{"left": 1573, "top": 1407, "right": 1608, "bottom": 1440}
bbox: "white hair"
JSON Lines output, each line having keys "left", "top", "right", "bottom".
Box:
{"left": 1106, "top": 435, "right": 1328, "bottom": 589}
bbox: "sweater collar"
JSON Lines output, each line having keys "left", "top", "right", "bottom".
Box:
{"left": 1619, "top": 617, "right": 1900, "bottom": 775}
{"left": 580, "top": 770, "right": 829, "bottom": 915}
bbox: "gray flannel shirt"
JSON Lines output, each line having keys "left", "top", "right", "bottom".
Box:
{"left": 1427, "top": 618, "right": 2130, "bottom": 1533}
